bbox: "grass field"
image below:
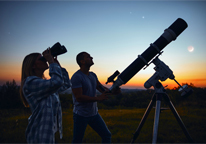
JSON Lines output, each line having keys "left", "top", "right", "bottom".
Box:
{"left": 0, "top": 106, "right": 205, "bottom": 143}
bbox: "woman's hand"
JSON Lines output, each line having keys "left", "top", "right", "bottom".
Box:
{"left": 42, "top": 48, "right": 54, "bottom": 64}
{"left": 54, "top": 56, "right": 61, "bottom": 67}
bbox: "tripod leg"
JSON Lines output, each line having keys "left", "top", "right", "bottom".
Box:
{"left": 152, "top": 94, "right": 162, "bottom": 144}
{"left": 163, "top": 95, "right": 194, "bottom": 143}
{"left": 130, "top": 95, "right": 156, "bottom": 143}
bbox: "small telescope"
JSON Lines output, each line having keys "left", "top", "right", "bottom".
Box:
{"left": 40, "top": 42, "right": 67, "bottom": 61}
{"left": 106, "top": 18, "right": 188, "bottom": 91}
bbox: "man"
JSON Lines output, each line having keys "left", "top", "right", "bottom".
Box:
{"left": 71, "top": 52, "right": 120, "bottom": 143}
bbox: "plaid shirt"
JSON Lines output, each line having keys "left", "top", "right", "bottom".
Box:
{"left": 23, "top": 63, "right": 70, "bottom": 143}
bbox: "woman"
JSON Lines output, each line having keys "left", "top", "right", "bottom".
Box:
{"left": 20, "top": 48, "right": 70, "bottom": 143}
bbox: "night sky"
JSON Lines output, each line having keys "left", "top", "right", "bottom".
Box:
{"left": 0, "top": 1, "right": 205, "bottom": 89}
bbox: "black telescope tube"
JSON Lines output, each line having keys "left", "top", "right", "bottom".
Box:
{"left": 110, "top": 18, "right": 188, "bottom": 90}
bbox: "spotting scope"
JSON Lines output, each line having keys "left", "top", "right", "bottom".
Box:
{"left": 109, "top": 18, "right": 188, "bottom": 91}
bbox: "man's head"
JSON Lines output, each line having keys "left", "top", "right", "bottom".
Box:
{"left": 76, "top": 52, "right": 94, "bottom": 67}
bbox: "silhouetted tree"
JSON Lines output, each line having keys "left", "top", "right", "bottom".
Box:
{"left": 0, "top": 80, "right": 24, "bottom": 109}
{"left": 0, "top": 80, "right": 205, "bottom": 109}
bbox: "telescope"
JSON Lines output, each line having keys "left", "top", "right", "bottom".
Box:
{"left": 40, "top": 42, "right": 67, "bottom": 61}
{"left": 104, "top": 18, "right": 194, "bottom": 143}
{"left": 107, "top": 18, "right": 188, "bottom": 91}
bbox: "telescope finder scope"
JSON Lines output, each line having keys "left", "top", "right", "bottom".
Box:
{"left": 106, "top": 70, "right": 120, "bottom": 84}
{"left": 109, "top": 18, "right": 188, "bottom": 91}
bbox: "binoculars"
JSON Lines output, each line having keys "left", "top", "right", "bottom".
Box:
{"left": 40, "top": 42, "right": 67, "bottom": 61}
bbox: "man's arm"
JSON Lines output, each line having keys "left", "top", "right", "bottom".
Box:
{"left": 72, "top": 87, "right": 108, "bottom": 103}
{"left": 96, "top": 80, "right": 110, "bottom": 93}
{"left": 96, "top": 80, "right": 121, "bottom": 95}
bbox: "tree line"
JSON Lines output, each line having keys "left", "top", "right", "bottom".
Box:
{"left": 0, "top": 80, "right": 205, "bottom": 110}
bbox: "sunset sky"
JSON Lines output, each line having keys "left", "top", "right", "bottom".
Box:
{"left": 0, "top": 1, "right": 206, "bottom": 89}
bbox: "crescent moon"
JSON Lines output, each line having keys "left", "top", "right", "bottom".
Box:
{"left": 188, "top": 46, "right": 194, "bottom": 52}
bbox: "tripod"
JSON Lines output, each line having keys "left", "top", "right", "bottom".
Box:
{"left": 130, "top": 56, "right": 194, "bottom": 144}
{"left": 130, "top": 82, "right": 194, "bottom": 143}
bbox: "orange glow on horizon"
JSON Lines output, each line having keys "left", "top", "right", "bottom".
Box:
{"left": 99, "top": 77, "right": 206, "bottom": 89}
{"left": 0, "top": 63, "right": 206, "bottom": 89}
{"left": 0, "top": 75, "right": 206, "bottom": 89}
{"left": 0, "top": 62, "right": 21, "bottom": 85}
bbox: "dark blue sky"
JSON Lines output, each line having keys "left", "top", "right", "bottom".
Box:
{"left": 0, "top": 1, "right": 206, "bottom": 88}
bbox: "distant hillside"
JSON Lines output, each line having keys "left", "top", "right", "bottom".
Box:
{"left": 60, "top": 87, "right": 146, "bottom": 94}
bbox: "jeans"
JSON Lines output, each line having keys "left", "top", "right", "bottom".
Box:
{"left": 72, "top": 112, "right": 111, "bottom": 143}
